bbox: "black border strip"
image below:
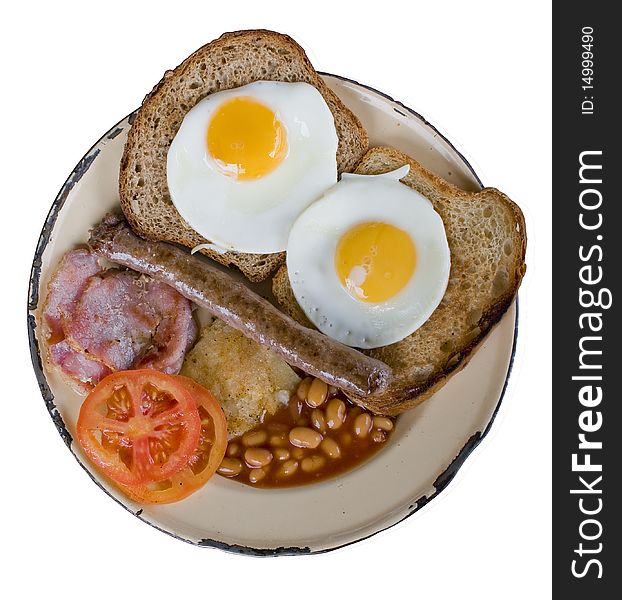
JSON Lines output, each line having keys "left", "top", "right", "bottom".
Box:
{"left": 27, "top": 74, "right": 518, "bottom": 557}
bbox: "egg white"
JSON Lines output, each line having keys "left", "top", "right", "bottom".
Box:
{"left": 167, "top": 81, "right": 338, "bottom": 254}
{"left": 286, "top": 166, "right": 451, "bottom": 349}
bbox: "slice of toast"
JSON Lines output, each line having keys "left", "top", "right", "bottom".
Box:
{"left": 119, "top": 30, "right": 368, "bottom": 282}
{"left": 272, "top": 146, "right": 526, "bottom": 415}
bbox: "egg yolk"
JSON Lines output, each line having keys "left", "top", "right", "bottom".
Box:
{"left": 335, "top": 222, "right": 417, "bottom": 303}
{"left": 207, "top": 96, "right": 288, "bottom": 180}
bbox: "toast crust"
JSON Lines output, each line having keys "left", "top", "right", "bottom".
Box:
{"left": 273, "top": 146, "right": 526, "bottom": 415}
{"left": 119, "top": 30, "right": 368, "bottom": 282}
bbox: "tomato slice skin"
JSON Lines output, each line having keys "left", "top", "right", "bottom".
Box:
{"left": 77, "top": 370, "right": 201, "bottom": 486}
{"left": 119, "top": 376, "right": 228, "bottom": 504}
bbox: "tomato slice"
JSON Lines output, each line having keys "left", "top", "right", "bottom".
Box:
{"left": 77, "top": 370, "right": 201, "bottom": 486}
{"left": 119, "top": 376, "right": 228, "bottom": 504}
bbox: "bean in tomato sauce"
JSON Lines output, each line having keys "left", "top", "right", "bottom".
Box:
{"left": 217, "top": 377, "right": 395, "bottom": 487}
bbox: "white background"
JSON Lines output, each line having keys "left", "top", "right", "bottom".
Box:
{"left": 2, "top": 1, "right": 551, "bottom": 598}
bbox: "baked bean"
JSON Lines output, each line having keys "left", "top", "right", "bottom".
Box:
{"left": 310, "top": 408, "right": 327, "bottom": 434}
{"left": 289, "top": 427, "right": 323, "bottom": 449}
{"left": 249, "top": 468, "right": 267, "bottom": 484}
{"left": 354, "top": 413, "right": 372, "bottom": 438}
{"left": 373, "top": 416, "right": 394, "bottom": 432}
{"left": 372, "top": 430, "right": 387, "bottom": 443}
{"left": 242, "top": 430, "right": 268, "bottom": 447}
{"left": 220, "top": 385, "right": 396, "bottom": 488}
{"left": 217, "top": 457, "right": 243, "bottom": 477}
{"left": 274, "top": 448, "right": 291, "bottom": 461}
{"left": 269, "top": 433, "right": 288, "bottom": 448}
{"left": 279, "top": 460, "right": 299, "bottom": 477}
{"left": 306, "top": 378, "right": 328, "bottom": 408}
{"left": 245, "top": 448, "right": 273, "bottom": 468}
{"left": 301, "top": 455, "right": 326, "bottom": 473}
{"left": 296, "top": 377, "right": 313, "bottom": 401}
{"left": 326, "top": 398, "right": 346, "bottom": 430}
{"left": 320, "top": 438, "right": 341, "bottom": 459}
{"left": 226, "top": 443, "right": 241, "bottom": 458}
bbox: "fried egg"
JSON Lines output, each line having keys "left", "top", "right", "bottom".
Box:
{"left": 167, "top": 81, "right": 338, "bottom": 254}
{"left": 286, "top": 166, "right": 451, "bottom": 349}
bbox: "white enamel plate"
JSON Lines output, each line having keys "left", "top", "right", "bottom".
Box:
{"left": 28, "top": 74, "right": 517, "bottom": 555}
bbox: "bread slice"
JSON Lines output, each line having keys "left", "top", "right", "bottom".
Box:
{"left": 119, "top": 29, "right": 368, "bottom": 282}
{"left": 272, "top": 146, "right": 526, "bottom": 415}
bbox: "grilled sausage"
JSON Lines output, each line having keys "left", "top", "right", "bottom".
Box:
{"left": 89, "top": 214, "right": 392, "bottom": 397}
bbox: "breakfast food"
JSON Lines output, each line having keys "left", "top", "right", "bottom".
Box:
{"left": 117, "top": 376, "right": 228, "bottom": 504}
{"left": 218, "top": 376, "right": 395, "bottom": 487}
{"left": 77, "top": 370, "right": 203, "bottom": 486}
{"left": 77, "top": 370, "right": 227, "bottom": 503}
{"left": 273, "top": 146, "right": 526, "bottom": 415}
{"left": 42, "top": 248, "right": 196, "bottom": 386}
{"left": 167, "top": 81, "right": 339, "bottom": 253}
{"left": 181, "top": 320, "right": 301, "bottom": 438}
{"left": 286, "top": 165, "right": 451, "bottom": 349}
{"left": 35, "top": 29, "right": 526, "bottom": 508}
{"left": 120, "top": 29, "right": 368, "bottom": 281}
{"left": 89, "top": 213, "right": 392, "bottom": 397}
{"left": 43, "top": 249, "right": 112, "bottom": 384}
